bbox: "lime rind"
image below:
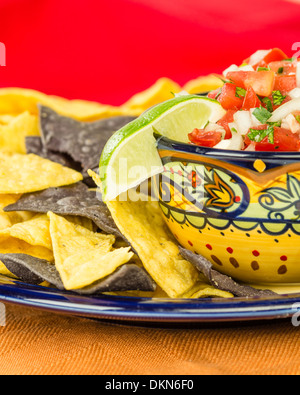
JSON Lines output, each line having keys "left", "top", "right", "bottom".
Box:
{"left": 100, "top": 95, "right": 225, "bottom": 201}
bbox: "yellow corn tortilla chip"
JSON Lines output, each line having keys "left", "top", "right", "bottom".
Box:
{"left": 0, "top": 194, "right": 34, "bottom": 231}
{"left": 0, "top": 212, "right": 53, "bottom": 275}
{"left": 0, "top": 111, "right": 39, "bottom": 154}
{"left": 181, "top": 275, "right": 233, "bottom": 299}
{"left": 0, "top": 115, "right": 17, "bottom": 125}
{"left": 0, "top": 239, "right": 53, "bottom": 262}
{"left": 48, "top": 212, "right": 133, "bottom": 290}
{"left": 106, "top": 194, "right": 202, "bottom": 298}
{"left": 0, "top": 214, "right": 52, "bottom": 250}
{"left": 121, "top": 78, "right": 181, "bottom": 114}
{"left": 0, "top": 88, "right": 135, "bottom": 121}
{"left": 183, "top": 74, "right": 223, "bottom": 94}
{"left": 0, "top": 152, "right": 83, "bottom": 194}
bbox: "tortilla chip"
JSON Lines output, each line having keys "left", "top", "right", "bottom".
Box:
{"left": 39, "top": 106, "right": 136, "bottom": 172}
{"left": 4, "top": 183, "right": 122, "bottom": 238}
{"left": 0, "top": 152, "right": 83, "bottom": 194}
{"left": 0, "top": 88, "right": 136, "bottom": 121}
{"left": 48, "top": 212, "right": 133, "bottom": 290}
{"left": 0, "top": 111, "right": 39, "bottom": 154}
{"left": 179, "top": 248, "right": 276, "bottom": 298}
{"left": 0, "top": 253, "right": 60, "bottom": 286}
{"left": 0, "top": 212, "right": 53, "bottom": 277}
{"left": 121, "top": 78, "right": 181, "bottom": 113}
{"left": 0, "top": 115, "right": 17, "bottom": 125}
{"left": 26, "top": 136, "right": 80, "bottom": 169}
{"left": 0, "top": 253, "right": 155, "bottom": 294}
{"left": 106, "top": 193, "right": 202, "bottom": 298}
{"left": 0, "top": 261, "right": 18, "bottom": 278}
{"left": 182, "top": 74, "right": 223, "bottom": 94}
{"left": 0, "top": 214, "right": 52, "bottom": 250}
{"left": 0, "top": 194, "right": 34, "bottom": 231}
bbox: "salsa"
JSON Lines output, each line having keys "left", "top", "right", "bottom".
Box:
{"left": 189, "top": 48, "right": 300, "bottom": 151}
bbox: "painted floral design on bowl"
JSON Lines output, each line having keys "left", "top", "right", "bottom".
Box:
{"left": 154, "top": 136, "right": 300, "bottom": 284}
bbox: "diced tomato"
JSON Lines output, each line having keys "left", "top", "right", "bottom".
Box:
{"left": 261, "top": 92, "right": 291, "bottom": 111}
{"left": 274, "top": 75, "right": 297, "bottom": 92}
{"left": 208, "top": 88, "right": 221, "bottom": 99}
{"left": 217, "top": 109, "right": 237, "bottom": 139}
{"left": 227, "top": 71, "right": 275, "bottom": 97}
{"left": 259, "top": 48, "right": 288, "bottom": 67}
{"left": 242, "top": 86, "right": 260, "bottom": 110}
{"left": 217, "top": 83, "right": 243, "bottom": 111}
{"left": 244, "top": 48, "right": 288, "bottom": 69}
{"left": 268, "top": 60, "right": 297, "bottom": 75}
{"left": 188, "top": 129, "right": 223, "bottom": 148}
{"left": 244, "top": 125, "right": 267, "bottom": 147}
{"left": 226, "top": 71, "right": 247, "bottom": 88}
{"left": 244, "top": 126, "right": 300, "bottom": 152}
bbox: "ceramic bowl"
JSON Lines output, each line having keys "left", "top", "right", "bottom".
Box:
{"left": 154, "top": 135, "right": 300, "bottom": 285}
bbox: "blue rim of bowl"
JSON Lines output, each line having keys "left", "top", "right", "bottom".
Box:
{"left": 0, "top": 275, "right": 300, "bottom": 323}
{"left": 155, "top": 135, "right": 300, "bottom": 171}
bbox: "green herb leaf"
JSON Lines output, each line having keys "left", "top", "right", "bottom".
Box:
{"left": 295, "top": 115, "right": 300, "bottom": 124}
{"left": 272, "top": 90, "right": 287, "bottom": 106}
{"left": 257, "top": 67, "right": 270, "bottom": 71}
{"left": 248, "top": 126, "right": 274, "bottom": 144}
{"left": 267, "top": 120, "right": 282, "bottom": 127}
{"left": 262, "top": 97, "right": 273, "bottom": 112}
{"left": 235, "top": 87, "right": 246, "bottom": 98}
{"left": 252, "top": 106, "right": 272, "bottom": 124}
{"left": 277, "top": 67, "right": 284, "bottom": 74}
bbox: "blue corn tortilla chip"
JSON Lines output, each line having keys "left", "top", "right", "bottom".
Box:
{"left": 75, "top": 264, "right": 156, "bottom": 295}
{"left": 39, "top": 105, "right": 136, "bottom": 172}
{"left": 0, "top": 254, "right": 156, "bottom": 293}
{"left": 4, "top": 182, "right": 123, "bottom": 239}
{"left": 25, "top": 136, "right": 97, "bottom": 187}
{"left": 0, "top": 253, "right": 64, "bottom": 288}
{"left": 179, "top": 247, "right": 276, "bottom": 298}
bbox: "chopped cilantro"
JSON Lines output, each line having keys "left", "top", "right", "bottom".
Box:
{"left": 231, "top": 127, "right": 238, "bottom": 134}
{"left": 262, "top": 97, "right": 273, "bottom": 112}
{"left": 252, "top": 106, "right": 272, "bottom": 124}
{"left": 277, "top": 67, "right": 284, "bottom": 74}
{"left": 248, "top": 126, "right": 274, "bottom": 144}
{"left": 272, "top": 90, "right": 286, "bottom": 106}
{"left": 235, "top": 87, "right": 246, "bottom": 98}
{"left": 295, "top": 115, "right": 300, "bottom": 124}
{"left": 267, "top": 120, "right": 282, "bottom": 128}
{"left": 257, "top": 67, "right": 270, "bottom": 71}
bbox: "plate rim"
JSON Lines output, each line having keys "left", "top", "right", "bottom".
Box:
{"left": 0, "top": 276, "right": 299, "bottom": 323}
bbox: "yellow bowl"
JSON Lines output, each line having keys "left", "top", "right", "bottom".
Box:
{"left": 155, "top": 136, "right": 300, "bottom": 285}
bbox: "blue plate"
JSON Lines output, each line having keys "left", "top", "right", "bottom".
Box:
{"left": 0, "top": 275, "right": 299, "bottom": 323}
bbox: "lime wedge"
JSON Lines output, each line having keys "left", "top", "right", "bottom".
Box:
{"left": 100, "top": 95, "right": 226, "bottom": 201}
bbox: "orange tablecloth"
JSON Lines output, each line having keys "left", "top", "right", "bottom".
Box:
{"left": 0, "top": 304, "right": 299, "bottom": 375}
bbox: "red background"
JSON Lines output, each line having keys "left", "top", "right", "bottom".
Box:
{"left": 0, "top": 0, "right": 300, "bottom": 105}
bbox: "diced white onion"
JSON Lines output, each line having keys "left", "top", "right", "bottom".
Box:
{"left": 281, "top": 114, "right": 300, "bottom": 134}
{"left": 204, "top": 122, "right": 226, "bottom": 139}
{"left": 250, "top": 108, "right": 263, "bottom": 126}
{"left": 288, "top": 87, "right": 300, "bottom": 99}
{"left": 238, "top": 65, "right": 255, "bottom": 72}
{"left": 233, "top": 111, "right": 253, "bottom": 135}
{"left": 223, "top": 64, "right": 255, "bottom": 78}
{"left": 248, "top": 49, "right": 271, "bottom": 66}
{"left": 223, "top": 64, "right": 239, "bottom": 77}
{"left": 214, "top": 132, "right": 243, "bottom": 150}
{"left": 269, "top": 98, "right": 300, "bottom": 122}
{"left": 296, "top": 62, "right": 300, "bottom": 88}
